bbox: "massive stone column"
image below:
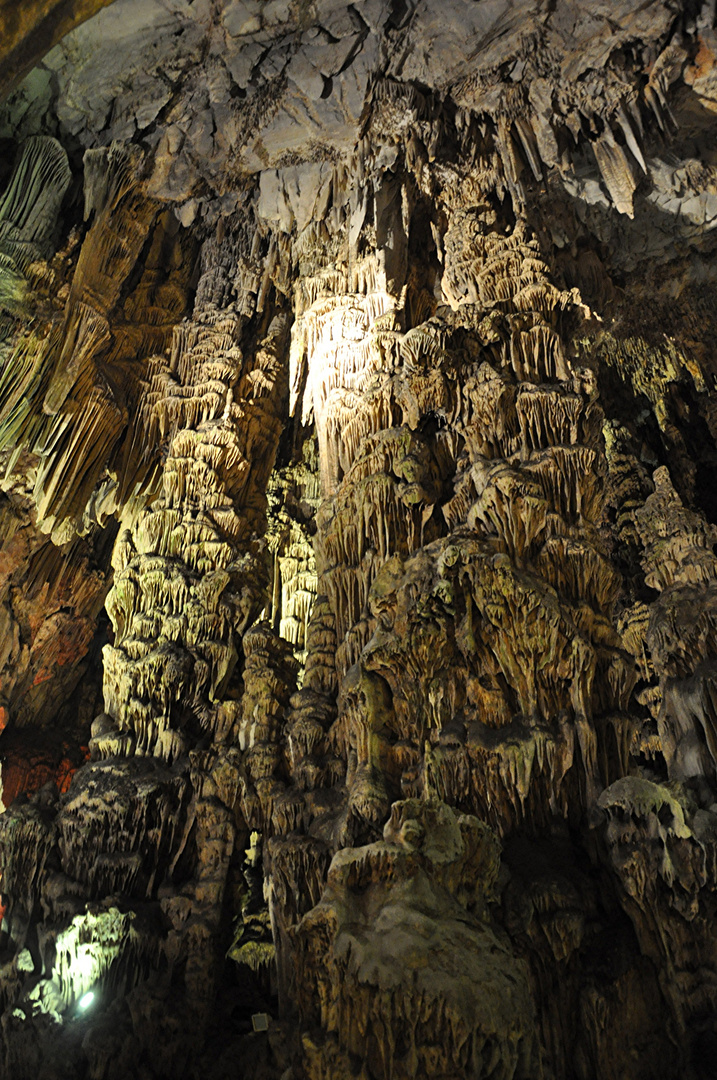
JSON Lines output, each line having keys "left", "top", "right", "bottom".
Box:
{"left": 248, "top": 99, "right": 654, "bottom": 1079}
{"left": 0, "top": 193, "right": 295, "bottom": 1075}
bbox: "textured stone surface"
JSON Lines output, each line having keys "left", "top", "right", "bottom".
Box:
{"left": 0, "top": 0, "right": 117, "bottom": 102}
{"left": 1, "top": 3, "right": 717, "bottom": 1080}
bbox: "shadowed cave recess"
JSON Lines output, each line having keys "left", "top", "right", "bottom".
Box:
{"left": 4, "top": 1, "right": 717, "bottom": 1078}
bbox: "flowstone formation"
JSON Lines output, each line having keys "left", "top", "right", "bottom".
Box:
{"left": 294, "top": 798, "right": 537, "bottom": 1080}
{"left": 2, "top": 2, "right": 717, "bottom": 1079}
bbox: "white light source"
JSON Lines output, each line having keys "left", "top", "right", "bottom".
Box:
{"left": 78, "top": 991, "right": 95, "bottom": 1011}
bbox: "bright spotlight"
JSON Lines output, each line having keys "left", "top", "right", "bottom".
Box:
{"left": 78, "top": 991, "right": 95, "bottom": 1011}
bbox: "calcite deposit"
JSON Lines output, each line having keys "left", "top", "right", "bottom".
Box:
{"left": 1, "top": 2, "right": 717, "bottom": 1079}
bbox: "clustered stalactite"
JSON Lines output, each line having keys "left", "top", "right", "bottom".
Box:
{"left": 0, "top": 140, "right": 196, "bottom": 543}
{"left": 250, "top": 112, "right": 659, "bottom": 1078}
{"left": 0, "top": 164, "right": 300, "bottom": 1078}
{"left": 266, "top": 436, "right": 320, "bottom": 668}
{"left": 2, "top": 3, "right": 717, "bottom": 1080}
{"left": 102, "top": 223, "right": 290, "bottom": 763}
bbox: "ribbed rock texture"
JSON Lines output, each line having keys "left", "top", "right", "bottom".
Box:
{"left": 1, "top": 2, "right": 717, "bottom": 1080}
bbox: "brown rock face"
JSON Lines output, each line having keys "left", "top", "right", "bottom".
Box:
{"left": 0, "top": 0, "right": 117, "bottom": 102}
{"left": 2, "top": 3, "right": 717, "bottom": 1080}
{"left": 292, "top": 798, "right": 538, "bottom": 1080}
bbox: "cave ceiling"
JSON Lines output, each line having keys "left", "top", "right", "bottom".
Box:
{"left": 2, "top": 3, "right": 717, "bottom": 1080}
{"left": 4, "top": 0, "right": 717, "bottom": 269}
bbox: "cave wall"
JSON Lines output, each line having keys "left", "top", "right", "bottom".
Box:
{"left": 1, "top": 2, "right": 717, "bottom": 1079}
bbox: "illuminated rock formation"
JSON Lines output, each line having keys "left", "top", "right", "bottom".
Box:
{"left": 2, "top": 3, "right": 717, "bottom": 1080}
{"left": 103, "top": 227, "right": 290, "bottom": 763}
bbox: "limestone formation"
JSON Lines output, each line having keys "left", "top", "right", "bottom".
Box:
{"left": 293, "top": 798, "right": 538, "bottom": 1080}
{"left": 1, "top": 3, "right": 717, "bottom": 1080}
